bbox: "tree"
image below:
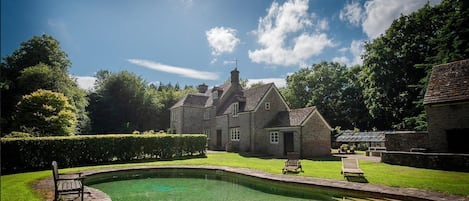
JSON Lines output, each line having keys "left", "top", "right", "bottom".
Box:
{"left": 89, "top": 71, "right": 147, "bottom": 133}
{"left": 359, "top": 0, "right": 469, "bottom": 130}
{"left": 88, "top": 70, "right": 197, "bottom": 133}
{"left": 283, "top": 62, "right": 369, "bottom": 129}
{"left": 1, "top": 35, "right": 89, "bottom": 134}
{"left": 14, "top": 89, "right": 77, "bottom": 136}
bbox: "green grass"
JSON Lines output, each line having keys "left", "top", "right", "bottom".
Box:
{"left": 2, "top": 152, "right": 469, "bottom": 201}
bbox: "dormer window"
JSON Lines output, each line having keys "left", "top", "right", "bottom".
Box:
{"left": 232, "top": 102, "right": 239, "bottom": 117}
{"left": 265, "top": 102, "right": 271, "bottom": 111}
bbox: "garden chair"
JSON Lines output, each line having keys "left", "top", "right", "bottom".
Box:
{"left": 341, "top": 158, "right": 364, "bottom": 177}
{"left": 52, "top": 161, "right": 85, "bottom": 201}
{"left": 282, "top": 152, "right": 303, "bottom": 174}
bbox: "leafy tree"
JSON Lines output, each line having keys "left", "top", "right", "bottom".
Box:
{"left": 88, "top": 70, "right": 197, "bottom": 133}
{"left": 1, "top": 35, "right": 89, "bottom": 134}
{"left": 14, "top": 89, "right": 77, "bottom": 136}
{"left": 283, "top": 62, "right": 368, "bottom": 129}
{"left": 359, "top": 0, "right": 469, "bottom": 130}
{"left": 89, "top": 71, "right": 147, "bottom": 133}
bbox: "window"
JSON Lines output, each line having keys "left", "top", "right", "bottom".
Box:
{"left": 270, "top": 131, "right": 279, "bottom": 144}
{"left": 204, "top": 109, "right": 210, "bottom": 120}
{"left": 265, "top": 102, "right": 271, "bottom": 110}
{"left": 230, "top": 127, "right": 240, "bottom": 141}
{"left": 232, "top": 102, "right": 239, "bottom": 117}
{"left": 203, "top": 128, "right": 210, "bottom": 136}
{"left": 171, "top": 111, "right": 176, "bottom": 121}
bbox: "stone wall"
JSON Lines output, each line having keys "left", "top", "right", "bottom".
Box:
{"left": 382, "top": 151, "right": 469, "bottom": 172}
{"left": 385, "top": 131, "right": 428, "bottom": 151}
{"left": 425, "top": 102, "right": 469, "bottom": 152}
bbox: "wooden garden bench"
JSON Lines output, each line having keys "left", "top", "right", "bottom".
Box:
{"left": 341, "top": 158, "right": 364, "bottom": 177}
{"left": 282, "top": 152, "right": 303, "bottom": 174}
{"left": 52, "top": 161, "right": 85, "bottom": 201}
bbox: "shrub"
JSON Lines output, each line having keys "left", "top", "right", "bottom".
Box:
{"left": 14, "top": 89, "right": 77, "bottom": 136}
{"left": 4, "top": 131, "right": 32, "bottom": 138}
{"left": 1, "top": 134, "right": 206, "bottom": 173}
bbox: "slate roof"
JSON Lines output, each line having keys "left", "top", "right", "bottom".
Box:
{"left": 424, "top": 59, "right": 469, "bottom": 105}
{"left": 170, "top": 94, "right": 209, "bottom": 109}
{"left": 219, "top": 83, "right": 274, "bottom": 115}
{"left": 266, "top": 107, "right": 316, "bottom": 128}
{"left": 243, "top": 83, "right": 274, "bottom": 111}
{"left": 335, "top": 131, "right": 386, "bottom": 142}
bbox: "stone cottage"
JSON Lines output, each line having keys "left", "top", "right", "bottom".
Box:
{"left": 170, "top": 68, "right": 332, "bottom": 158}
{"left": 423, "top": 59, "right": 469, "bottom": 153}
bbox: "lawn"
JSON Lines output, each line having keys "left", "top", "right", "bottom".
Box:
{"left": 2, "top": 152, "right": 469, "bottom": 201}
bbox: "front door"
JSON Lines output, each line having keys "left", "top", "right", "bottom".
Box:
{"left": 284, "top": 132, "right": 294, "bottom": 155}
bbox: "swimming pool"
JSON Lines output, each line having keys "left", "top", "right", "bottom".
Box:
{"left": 85, "top": 167, "right": 401, "bottom": 201}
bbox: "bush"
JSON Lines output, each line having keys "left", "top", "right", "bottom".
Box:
{"left": 4, "top": 131, "right": 32, "bottom": 138}
{"left": 1, "top": 134, "right": 206, "bottom": 173}
{"left": 14, "top": 89, "right": 77, "bottom": 136}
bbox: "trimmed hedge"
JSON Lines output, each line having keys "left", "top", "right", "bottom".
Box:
{"left": 1, "top": 134, "right": 206, "bottom": 173}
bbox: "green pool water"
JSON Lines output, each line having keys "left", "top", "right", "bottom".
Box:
{"left": 91, "top": 177, "right": 313, "bottom": 201}
{"left": 86, "top": 168, "right": 398, "bottom": 201}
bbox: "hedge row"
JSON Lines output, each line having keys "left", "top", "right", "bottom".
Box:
{"left": 1, "top": 134, "right": 206, "bottom": 173}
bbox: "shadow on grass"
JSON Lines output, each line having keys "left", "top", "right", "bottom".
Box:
{"left": 345, "top": 176, "right": 369, "bottom": 183}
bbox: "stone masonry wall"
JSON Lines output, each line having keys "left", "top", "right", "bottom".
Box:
{"left": 385, "top": 131, "right": 429, "bottom": 152}
{"left": 382, "top": 151, "right": 469, "bottom": 172}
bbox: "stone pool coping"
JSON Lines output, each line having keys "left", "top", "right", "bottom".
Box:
{"left": 33, "top": 165, "right": 469, "bottom": 201}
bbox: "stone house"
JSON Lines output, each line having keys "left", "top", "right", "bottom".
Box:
{"left": 170, "top": 68, "right": 332, "bottom": 158}
{"left": 423, "top": 59, "right": 469, "bottom": 153}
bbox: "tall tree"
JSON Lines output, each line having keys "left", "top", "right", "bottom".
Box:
{"left": 88, "top": 71, "right": 197, "bottom": 133}
{"left": 284, "top": 62, "right": 369, "bottom": 129}
{"left": 1, "top": 35, "right": 89, "bottom": 134}
{"left": 359, "top": 0, "right": 469, "bottom": 130}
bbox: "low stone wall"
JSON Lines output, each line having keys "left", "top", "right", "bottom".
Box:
{"left": 382, "top": 151, "right": 469, "bottom": 172}
{"left": 385, "top": 131, "right": 429, "bottom": 151}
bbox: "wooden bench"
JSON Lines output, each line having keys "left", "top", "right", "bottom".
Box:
{"left": 282, "top": 152, "right": 303, "bottom": 174}
{"left": 52, "top": 161, "right": 85, "bottom": 201}
{"left": 341, "top": 158, "right": 364, "bottom": 177}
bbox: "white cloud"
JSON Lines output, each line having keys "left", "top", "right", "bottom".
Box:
{"left": 332, "top": 56, "right": 350, "bottom": 66}
{"left": 349, "top": 40, "right": 364, "bottom": 65}
{"left": 316, "top": 18, "right": 329, "bottom": 31}
{"left": 74, "top": 76, "right": 96, "bottom": 91}
{"left": 362, "top": 0, "right": 442, "bottom": 39}
{"left": 333, "top": 40, "right": 364, "bottom": 66}
{"left": 206, "top": 27, "right": 240, "bottom": 56}
{"left": 128, "top": 59, "right": 219, "bottom": 80}
{"left": 247, "top": 78, "right": 286, "bottom": 88}
{"left": 248, "top": 0, "right": 333, "bottom": 66}
{"left": 339, "top": 1, "right": 363, "bottom": 27}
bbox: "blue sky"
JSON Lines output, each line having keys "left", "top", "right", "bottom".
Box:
{"left": 1, "top": 0, "right": 441, "bottom": 90}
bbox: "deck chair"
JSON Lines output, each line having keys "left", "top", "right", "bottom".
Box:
{"left": 282, "top": 152, "right": 303, "bottom": 174}
{"left": 52, "top": 161, "right": 85, "bottom": 201}
{"left": 341, "top": 158, "right": 364, "bottom": 177}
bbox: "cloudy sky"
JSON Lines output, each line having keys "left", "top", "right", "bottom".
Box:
{"left": 1, "top": 0, "right": 441, "bottom": 90}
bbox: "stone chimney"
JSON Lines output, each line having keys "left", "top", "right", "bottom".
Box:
{"left": 197, "top": 83, "right": 208, "bottom": 93}
{"left": 231, "top": 68, "right": 239, "bottom": 86}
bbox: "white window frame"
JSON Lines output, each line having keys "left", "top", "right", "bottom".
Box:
{"left": 203, "top": 128, "right": 210, "bottom": 136}
{"left": 265, "top": 102, "right": 271, "bottom": 111}
{"left": 270, "top": 131, "right": 279, "bottom": 144}
{"left": 230, "top": 127, "right": 240, "bottom": 141}
{"left": 171, "top": 111, "right": 176, "bottom": 121}
{"left": 232, "top": 102, "right": 239, "bottom": 117}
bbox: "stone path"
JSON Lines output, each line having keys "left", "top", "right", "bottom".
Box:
{"left": 33, "top": 165, "right": 469, "bottom": 201}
